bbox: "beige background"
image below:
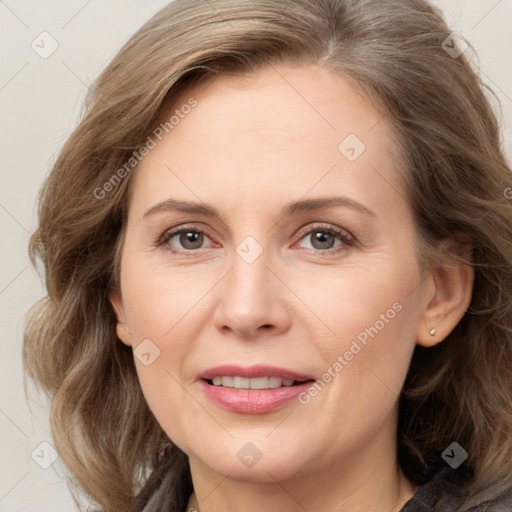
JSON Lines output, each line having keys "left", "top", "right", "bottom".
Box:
{"left": 0, "top": 0, "right": 511, "bottom": 510}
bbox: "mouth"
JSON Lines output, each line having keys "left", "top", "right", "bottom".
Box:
{"left": 197, "top": 364, "right": 317, "bottom": 412}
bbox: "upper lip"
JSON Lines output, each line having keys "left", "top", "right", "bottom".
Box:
{"left": 198, "top": 364, "right": 316, "bottom": 382}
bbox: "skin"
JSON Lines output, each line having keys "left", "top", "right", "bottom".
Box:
{"left": 110, "top": 63, "right": 474, "bottom": 512}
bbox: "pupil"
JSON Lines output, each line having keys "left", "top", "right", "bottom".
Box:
{"left": 181, "top": 231, "right": 203, "bottom": 249}
{"left": 313, "top": 231, "right": 334, "bottom": 249}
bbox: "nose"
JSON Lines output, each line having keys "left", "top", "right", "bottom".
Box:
{"left": 212, "top": 247, "right": 291, "bottom": 339}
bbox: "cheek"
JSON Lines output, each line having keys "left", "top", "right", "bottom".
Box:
{"left": 121, "top": 254, "right": 216, "bottom": 340}
{"left": 292, "top": 257, "right": 421, "bottom": 414}
{"left": 134, "top": 360, "right": 198, "bottom": 452}
{"left": 292, "top": 257, "right": 419, "bottom": 348}
{"left": 118, "top": 257, "right": 219, "bottom": 436}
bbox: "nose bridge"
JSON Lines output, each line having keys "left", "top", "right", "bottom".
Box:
{"left": 233, "top": 237, "right": 269, "bottom": 295}
{"left": 213, "top": 235, "right": 290, "bottom": 336}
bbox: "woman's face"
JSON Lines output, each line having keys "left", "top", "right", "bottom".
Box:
{"left": 112, "top": 63, "right": 435, "bottom": 482}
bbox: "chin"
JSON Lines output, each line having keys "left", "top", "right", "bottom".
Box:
{"left": 187, "top": 439, "right": 314, "bottom": 482}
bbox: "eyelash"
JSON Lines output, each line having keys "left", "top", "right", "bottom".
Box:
{"left": 157, "top": 223, "right": 356, "bottom": 256}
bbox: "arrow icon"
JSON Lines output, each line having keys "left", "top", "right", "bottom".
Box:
{"left": 31, "top": 31, "right": 59, "bottom": 59}
{"left": 236, "top": 236, "right": 263, "bottom": 263}
{"left": 442, "top": 32, "right": 468, "bottom": 59}
{"left": 134, "top": 339, "right": 161, "bottom": 366}
{"left": 339, "top": 134, "right": 366, "bottom": 161}
{"left": 237, "top": 442, "right": 262, "bottom": 468}
{"left": 31, "top": 441, "right": 58, "bottom": 468}
{"left": 441, "top": 441, "right": 468, "bottom": 468}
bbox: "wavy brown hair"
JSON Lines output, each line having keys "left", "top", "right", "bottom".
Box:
{"left": 23, "top": 0, "right": 512, "bottom": 510}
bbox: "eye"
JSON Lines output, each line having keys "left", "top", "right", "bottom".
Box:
{"left": 158, "top": 226, "right": 217, "bottom": 252}
{"left": 294, "top": 224, "right": 355, "bottom": 254}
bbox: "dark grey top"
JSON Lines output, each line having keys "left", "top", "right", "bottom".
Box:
{"left": 399, "top": 467, "right": 512, "bottom": 511}
{"left": 140, "top": 465, "right": 512, "bottom": 511}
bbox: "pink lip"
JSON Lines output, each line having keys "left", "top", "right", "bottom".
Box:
{"left": 198, "top": 379, "right": 315, "bottom": 414}
{"left": 197, "top": 364, "right": 315, "bottom": 382}
{"left": 196, "top": 364, "right": 316, "bottom": 414}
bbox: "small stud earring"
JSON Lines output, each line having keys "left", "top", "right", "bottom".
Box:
{"left": 429, "top": 328, "right": 437, "bottom": 337}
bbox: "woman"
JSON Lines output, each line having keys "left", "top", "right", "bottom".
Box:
{"left": 23, "top": 0, "right": 512, "bottom": 511}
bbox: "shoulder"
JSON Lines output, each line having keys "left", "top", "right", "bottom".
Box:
{"left": 460, "top": 477, "right": 512, "bottom": 511}
{"left": 401, "top": 467, "right": 512, "bottom": 512}
{"left": 134, "top": 446, "right": 193, "bottom": 512}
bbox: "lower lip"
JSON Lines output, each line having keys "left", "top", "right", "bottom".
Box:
{"left": 198, "top": 379, "right": 314, "bottom": 414}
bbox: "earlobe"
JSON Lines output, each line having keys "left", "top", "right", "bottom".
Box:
{"left": 416, "top": 241, "right": 474, "bottom": 348}
{"left": 109, "top": 289, "right": 132, "bottom": 347}
{"left": 115, "top": 323, "right": 132, "bottom": 347}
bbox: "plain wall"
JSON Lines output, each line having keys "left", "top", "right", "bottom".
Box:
{"left": 0, "top": 0, "right": 511, "bottom": 510}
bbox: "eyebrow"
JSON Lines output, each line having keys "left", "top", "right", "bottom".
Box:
{"left": 143, "top": 196, "right": 376, "bottom": 220}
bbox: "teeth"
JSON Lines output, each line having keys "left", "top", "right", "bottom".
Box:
{"left": 211, "top": 376, "right": 296, "bottom": 389}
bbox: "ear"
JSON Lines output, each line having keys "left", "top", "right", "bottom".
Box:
{"left": 109, "top": 289, "right": 132, "bottom": 347}
{"left": 416, "top": 239, "right": 474, "bottom": 347}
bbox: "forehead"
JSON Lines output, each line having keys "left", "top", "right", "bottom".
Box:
{"left": 129, "top": 63, "right": 405, "bottom": 220}
{"left": 166, "top": 63, "right": 388, "bottom": 143}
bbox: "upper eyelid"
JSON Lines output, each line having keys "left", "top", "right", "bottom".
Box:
{"left": 159, "top": 223, "right": 217, "bottom": 243}
{"left": 294, "top": 223, "right": 354, "bottom": 241}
